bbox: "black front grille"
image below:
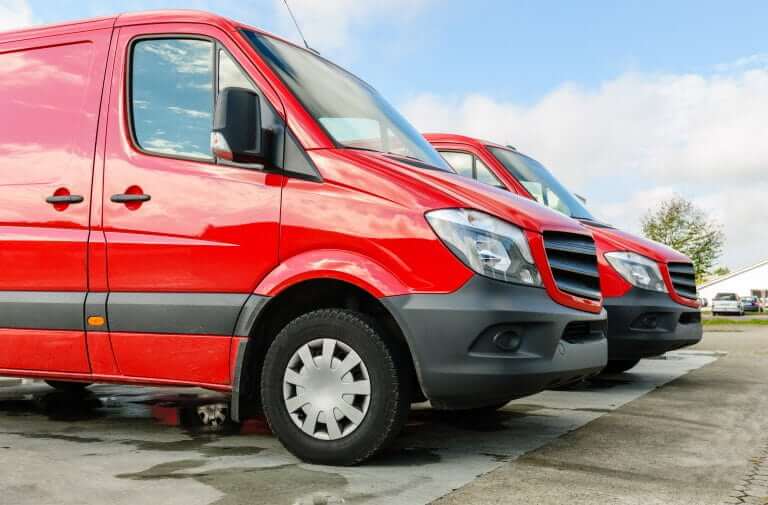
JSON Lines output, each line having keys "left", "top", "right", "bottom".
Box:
{"left": 561, "top": 320, "right": 606, "bottom": 343}
{"left": 667, "top": 262, "right": 697, "bottom": 299}
{"left": 543, "top": 232, "right": 601, "bottom": 301}
{"left": 679, "top": 311, "right": 701, "bottom": 325}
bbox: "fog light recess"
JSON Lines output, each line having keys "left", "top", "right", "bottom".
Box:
{"left": 492, "top": 329, "right": 522, "bottom": 352}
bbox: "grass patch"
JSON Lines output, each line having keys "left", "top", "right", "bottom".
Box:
{"left": 703, "top": 317, "right": 768, "bottom": 326}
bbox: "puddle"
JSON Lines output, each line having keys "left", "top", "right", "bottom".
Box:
{"left": 561, "top": 376, "right": 633, "bottom": 390}
{"left": 372, "top": 446, "right": 442, "bottom": 466}
{"left": 118, "top": 462, "right": 349, "bottom": 505}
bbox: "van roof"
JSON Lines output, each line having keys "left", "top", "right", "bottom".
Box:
{"left": 423, "top": 132, "right": 518, "bottom": 151}
{"left": 0, "top": 10, "right": 277, "bottom": 45}
{"left": 0, "top": 15, "right": 115, "bottom": 43}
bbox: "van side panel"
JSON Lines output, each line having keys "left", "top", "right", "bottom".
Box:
{"left": 0, "top": 28, "right": 112, "bottom": 373}
{"left": 0, "top": 329, "right": 90, "bottom": 372}
{"left": 0, "top": 31, "right": 111, "bottom": 290}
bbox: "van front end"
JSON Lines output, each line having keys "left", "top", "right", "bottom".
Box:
{"left": 385, "top": 275, "right": 606, "bottom": 409}
{"left": 383, "top": 210, "right": 607, "bottom": 409}
{"left": 602, "top": 288, "right": 703, "bottom": 362}
{"left": 593, "top": 230, "right": 703, "bottom": 373}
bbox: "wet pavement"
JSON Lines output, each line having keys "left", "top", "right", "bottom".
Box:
{"left": 0, "top": 351, "right": 718, "bottom": 505}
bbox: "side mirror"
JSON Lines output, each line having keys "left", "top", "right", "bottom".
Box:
{"left": 212, "top": 87, "right": 262, "bottom": 163}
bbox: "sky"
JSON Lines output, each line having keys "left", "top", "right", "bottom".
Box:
{"left": 3, "top": 0, "right": 767, "bottom": 270}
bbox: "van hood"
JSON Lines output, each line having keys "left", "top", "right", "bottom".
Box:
{"left": 584, "top": 223, "right": 691, "bottom": 263}
{"left": 343, "top": 150, "right": 590, "bottom": 236}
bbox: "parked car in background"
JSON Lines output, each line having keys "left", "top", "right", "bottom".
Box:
{"left": 712, "top": 293, "right": 744, "bottom": 316}
{"left": 426, "top": 134, "right": 703, "bottom": 374}
{"left": 0, "top": 11, "right": 610, "bottom": 465}
{"left": 740, "top": 296, "right": 762, "bottom": 312}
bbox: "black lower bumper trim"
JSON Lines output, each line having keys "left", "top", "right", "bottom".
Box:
{"left": 382, "top": 276, "right": 607, "bottom": 409}
{"left": 605, "top": 288, "right": 703, "bottom": 360}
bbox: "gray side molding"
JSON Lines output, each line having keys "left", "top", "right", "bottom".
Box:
{"left": 0, "top": 291, "right": 85, "bottom": 330}
{"left": 107, "top": 292, "right": 249, "bottom": 335}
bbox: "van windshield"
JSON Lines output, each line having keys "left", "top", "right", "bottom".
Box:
{"left": 714, "top": 293, "right": 738, "bottom": 301}
{"left": 488, "top": 147, "right": 596, "bottom": 221}
{"left": 243, "top": 31, "right": 450, "bottom": 171}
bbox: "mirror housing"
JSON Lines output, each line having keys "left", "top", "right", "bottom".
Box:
{"left": 212, "top": 87, "right": 262, "bottom": 163}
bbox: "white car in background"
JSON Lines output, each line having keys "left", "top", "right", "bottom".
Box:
{"left": 711, "top": 293, "right": 744, "bottom": 316}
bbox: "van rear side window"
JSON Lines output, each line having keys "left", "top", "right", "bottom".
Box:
{"left": 131, "top": 39, "right": 214, "bottom": 160}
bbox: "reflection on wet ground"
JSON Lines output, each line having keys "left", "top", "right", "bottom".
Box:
{"left": 0, "top": 379, "right": 619, "bottom": 440}
{"left": 0, "top": 384, "right": 250, "bottom": 434}
{"left": 0, "top": 352, "right": 719, "bottom": 505}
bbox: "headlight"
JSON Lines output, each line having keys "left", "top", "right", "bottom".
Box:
{"left": 604, "top": 252, "right": 667, "bottom": 292}
{"left": 426, "top": 209, "right": 542, "bottom": 286}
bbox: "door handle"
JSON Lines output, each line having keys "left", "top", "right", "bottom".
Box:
{"left": 111, "top": 194, "right": 151, "bottom": 203}
{"left": 46, "top": 194, "right": 84, "bottom": 205}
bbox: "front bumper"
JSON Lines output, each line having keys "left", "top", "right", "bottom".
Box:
{"left": 605, "top": 288, "right": 703, "bottom": 360}
{"left": 382, "top": 275, "right": 607, "bottom": 409}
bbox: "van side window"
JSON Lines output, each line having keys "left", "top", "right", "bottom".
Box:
{"left": 218, "top": 50, "right": 255, "bottom": 91}
{"left": 475, "top": 157, "right": 504, "bottom": 188}
{"left": 131, "top": 39, "right": 214, "bottom": 160}
{"left": 439, "top": 150, "right": 505, "bottom": 189}
{"left": 440, "top": 151, "right": 473, "bottom": 178}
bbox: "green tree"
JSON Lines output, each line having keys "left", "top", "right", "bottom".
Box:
{"left": 712, "top": 266, "right": 731, "bottom": 278}
{"left": 641, "top": 196, "right": 724, "bottom": 283}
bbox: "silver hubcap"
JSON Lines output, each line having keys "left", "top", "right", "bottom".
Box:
{"left": 283, "top": 338, "right": 371, "bottom": 440}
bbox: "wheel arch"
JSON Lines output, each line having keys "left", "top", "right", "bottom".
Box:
{"left": 231, "top": 276, "right": 424, "bottom": 421}
{"left": 253, "top": 249, "right": 413, "bottom": 299}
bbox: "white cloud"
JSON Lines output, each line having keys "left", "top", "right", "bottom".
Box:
{"left": 0, "top": 0, "right": 34, "bottom": 31}
{"left": 714, "top": 53, "right": 768, "bottom": 72}
{"left": 402, "top": 65, "right": 768, "bottom": 269}
{"left": 272, "top": 0, "right": 431, "bottom": 53}
{"left": 590, "top": 186, "right": 678, "bottom": 234}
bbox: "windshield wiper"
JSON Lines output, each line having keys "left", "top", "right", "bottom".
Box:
{"left": 341, "top": 145, "right": 382, "bottom": 153}
{"left": 341, "top": 145, "right": 449, "bottom": 172}
{"left": 342, "top": 146, "right": 420, "bottom": 161}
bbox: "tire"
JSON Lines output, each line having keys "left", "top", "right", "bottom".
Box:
{"left": 260, "top": 309, "right": 410, "bottom": 466}
{"left": 45, "top": 380, "right": 92, "bottom": 392}
{"left": 602, "top": 359, "right": 641, "bottom": 374}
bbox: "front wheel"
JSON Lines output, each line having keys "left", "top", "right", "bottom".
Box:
{"left": 45, "top": 380, "right": 92, "bottom": 392}
{"left": 602, "top": 359, "right": 641, "bottom": 374}
{"left": 261, "top": 309, "right": 410, "bottom": 466}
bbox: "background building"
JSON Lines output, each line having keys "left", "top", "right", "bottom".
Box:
{"left": 698, "top": 259, "right": 768, "bottom": 305}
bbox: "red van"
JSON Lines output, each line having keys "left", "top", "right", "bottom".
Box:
{"left": 426, "top": 134, "right": 702, "bottom": 374}
{"left": 0, "top": 11, "right": 608, "bottom": 465}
